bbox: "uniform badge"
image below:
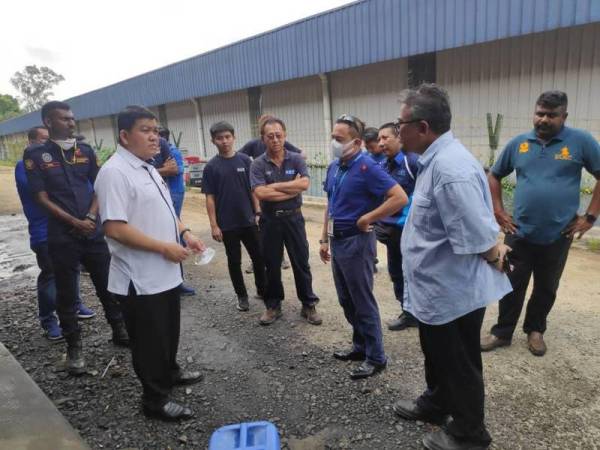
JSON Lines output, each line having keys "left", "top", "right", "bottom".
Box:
{"left": 24, "top": 159, "right": 35, "bottom": 170}
{"left": 237, "top": 167, "right": 246, "bottom": 172}
{"left": 518, "top": 142, "right": 529, "bottom": 153}
{"left": 42, "top": 152, "right": 53, "bottom": 162}
{"left": 285, "top": 169, "right": 295, "bottom": 175}
{"left": 555, "top": 146, "right": 572, "bottom": 160}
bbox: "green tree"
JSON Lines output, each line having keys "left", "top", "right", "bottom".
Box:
{"left": 10, "top": 65, "right": 65, "bottom": 112}
{"left": 0, "top": 94, "right": 21, "bottom": 121}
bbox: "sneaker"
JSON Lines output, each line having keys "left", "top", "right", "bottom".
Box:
{"left": 44, "top": 320, "right": 64, "bottom": 342}
{"left": 259, "top": 307, "right": 282, "bottom": 326}
{"left": 179, "top": 284, "right": 196, "bottom": 296}
{"left": 300, "top": 305, "right": 322, "bottom": 325}
{"left": 77, "top": 304, "right": 96, "bottom": 320}
{"left": 237, "top": 296, "right": 250, "bottom": 312}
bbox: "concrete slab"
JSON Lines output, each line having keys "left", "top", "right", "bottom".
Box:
{"left": 0, "top": 342, "right": 89, "bottom": 450}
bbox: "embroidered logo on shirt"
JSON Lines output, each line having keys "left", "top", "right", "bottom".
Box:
{"left": 519, "top": 142, "right": 529, "bottom": 153}
{"left": 266, "top": 170, "right": 272, "bottom": 176}
{"left": 42, "top": 152, "right": 53, "bottom": 162}
{"left": 24, "top": 159, "right": 35, "bottom": 170}
{"left": 285, "top": 169, "right": 295, "bottom": 175}
{"left": 555, "top": 146, "right": 572, "bottom": 161}
{"left": 237, "top": 167, "right": 246, "bottom": 172}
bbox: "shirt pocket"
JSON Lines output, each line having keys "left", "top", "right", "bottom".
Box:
{"left": 410, "top": 192, "right": 432, "bottom": 229}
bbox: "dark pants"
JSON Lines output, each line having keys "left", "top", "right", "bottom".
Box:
{"left": 115, "top": 284, "right": 181, "bottom": 408}
{"left": 222, "top": 226, "right": 266, "bottom": 298}
{"left": 491, "top": 234, "right": 571, "bottom": 339}
{"left": 331, "top": 232, "right": 386, "bottom": 365}
{"left": 32, "top": 242, "right": 84, "bottom": 327}
{"left": 48, "top": 235, "right": 122, "bottom": 338}
{"left": 259, "top": 212, "right": 319, "bottom": 309}
{"left": 417, "top": 307, "right": 491, "bottom": 445}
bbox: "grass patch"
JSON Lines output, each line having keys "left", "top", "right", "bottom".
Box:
{"left": 586, "top": 238, "right": 600, "bottom": 253}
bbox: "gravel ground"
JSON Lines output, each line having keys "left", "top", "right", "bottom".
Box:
{"left": 1, "top": 167, "right": 600, "bottom": 449}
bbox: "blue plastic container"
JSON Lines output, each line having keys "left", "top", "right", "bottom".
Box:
{"left": 209, "top": 421, "right": 280, "bottom": 450}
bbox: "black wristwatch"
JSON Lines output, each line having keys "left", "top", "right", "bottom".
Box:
{"left": 585, "top": 213, "right": 597, "bottom": 225}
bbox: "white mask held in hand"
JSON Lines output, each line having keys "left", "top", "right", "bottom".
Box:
{"left": 53, "top": 138, "right": 77, "bottom": 150}
{"left": 330, "top": 139, "right": 356, "bottom": 159}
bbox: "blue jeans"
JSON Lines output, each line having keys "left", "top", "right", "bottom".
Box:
{"left": 171, "top": 191, "right": 184, "bottom": 218}
{"left": 32, "top": 242, "right": 83, "bottom": 327}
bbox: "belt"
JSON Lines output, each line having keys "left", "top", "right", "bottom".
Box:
{"left": 268, "top": 208, "right": 302, "bottom": 218}
{"left": 331, "top": 226, "right": 363, "bottom": 239}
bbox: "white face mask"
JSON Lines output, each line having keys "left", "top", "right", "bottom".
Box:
{"left": 330, "top": 139, "right": 356, "bottom": 159}
{"left": 53, "top": 138, "right": 76, "bottom": 150}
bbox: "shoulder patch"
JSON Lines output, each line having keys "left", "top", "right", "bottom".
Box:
{"left": 41, "top": 152, "right": 53, "bottom": 163}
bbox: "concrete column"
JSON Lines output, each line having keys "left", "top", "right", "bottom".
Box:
{"left": 191, "top": 98, "right": 207, "bottom": 158}
{"left": 319, "top": 73, "right": 332, "bottom": 158}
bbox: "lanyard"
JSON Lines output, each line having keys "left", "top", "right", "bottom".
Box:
{"left": 329, "top": 153, "right": 362, "bottom": 215}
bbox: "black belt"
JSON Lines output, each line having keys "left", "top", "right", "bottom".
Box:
{"left": 266, "top": 208, "right": 302, "bottom": 218}
{"left": 331, "top": 226, "right": 362, "bottom": 239}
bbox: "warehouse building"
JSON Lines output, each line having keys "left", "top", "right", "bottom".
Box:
{"left": 2, "top": 0, "right": 600, "bottom": 195}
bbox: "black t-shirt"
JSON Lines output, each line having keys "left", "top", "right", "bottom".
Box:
{"left": 201, "top": 153, "right": 255, "bottom": 231}
{"left": 238, "top": 138, "right": 302, "bottom": 159}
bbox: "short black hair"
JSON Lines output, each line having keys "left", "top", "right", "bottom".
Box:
{"left": 536, "top": 90, "right": 568, "bottom": 110}
{"left": 260, "top": 117, "right": 286, "bottom": 135}
{"left": 379, "top": 122, "right": 398, "bottom": 135}
{"left": 41, "top": 101, "right": 70, "bottom": 121}
{"left": 158, "top": 127, "right": 170, "bottom": 140}
{"left": 27, "top": 126, "right": 47, "bottom": 141}
{"left": 117, "top": 105, "right": 156, "bottom": 133}
{"left": 362, "top": 127, "right": 379, "bottom": 143}
{"left": 210, "top": 121, "right": 235, "bottom": 138}
{"left": 399, "top": 83, "right": 452, "bottom": 134}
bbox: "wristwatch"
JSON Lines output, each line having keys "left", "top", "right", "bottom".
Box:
{"left": 85, "top": 213, "right": 97, "bottom": 221}
{"left": 585, "top": 212, "right": 597, "bottom": 224}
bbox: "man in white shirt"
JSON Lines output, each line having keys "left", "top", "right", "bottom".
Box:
{"left": 94, "top": 105, "right": 206, "bottom": 421}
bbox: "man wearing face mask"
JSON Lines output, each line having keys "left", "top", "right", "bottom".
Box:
{"left": 320, "top": 114, "right": 407, "bottom": 379}
{"left": 23, "top": 101, "right": 128, "bottom": 376}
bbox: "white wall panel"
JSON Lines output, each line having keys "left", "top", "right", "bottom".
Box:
{"left": 91, "top": 116, "right": 116, "bottom": 149}
{"left": 330, "top": 59, "right": 408, "bottom": 130}
{"left": 165, "top": 100, "right": 201, "bottom": 157}
{"left": 199, "top": 90, "right": 251, "bottom": 158}
{"left": 261, "top": 76, "right": 326, "bottom": 161}
{"left": 76, "top": 119, "right": 95, "bottom": 146}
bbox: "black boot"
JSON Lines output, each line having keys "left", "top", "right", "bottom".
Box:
{"left": 111, "top": 321, "right": 130, "bottom": 347}
{"left": 65, "top": 334, "right": 86, "bottom": 376}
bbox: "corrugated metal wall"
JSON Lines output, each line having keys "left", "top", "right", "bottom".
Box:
{"left": 165, "top": 100, "right": 201, "bottom": 156}
{"left": 199, "top": 90, "right": 252, "bottom": 158}
{"left": 262, "top": 76, "right": 326, "bottom": 160}
{"left": 438, "top": 22, "right": 600, "bottom": 166}
{"left": 92, "top": 116, "right": 116, "bottom": 149}
{"left": 330, "top": 59, "right": 408, "bottom": 129}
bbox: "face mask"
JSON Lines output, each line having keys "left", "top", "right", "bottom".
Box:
{"left": 53, "top": 138, "right": 76, "bottom": 150}
{"left": 330, "top": 139, "right": 356, "bottom": 159}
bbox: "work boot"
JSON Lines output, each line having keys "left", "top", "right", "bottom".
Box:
{"left": 480, "top": 334, "right": 511, "bottom": 352}
{"left": 527, "top": 331, "right": 547, "bottom": 356}
{"left": 111, "top": 321, "right": 130, "bottom": 347}
{"left": 301, "top": 305, "right": 322, "bottom": 325}
{"left": 259, "top": 307, "right": 282, "bottom": 326}
{"left": 66, "top": 336, "right": 86, "bottom": 376}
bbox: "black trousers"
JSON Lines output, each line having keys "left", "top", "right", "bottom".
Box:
{"left": 48, "top": 235, "right": 122, "bottom": 338}
{"left": 222, "top": 226, "right": 266, "bottom": 298}
{"left": 491, "top": 234, "right": 571, "bottom": 339}
{"left": 417, "top": 308, "right": 491, "bottom": 445}
{"left": 259, "top": 212, "right": 319, "bottom": 309}
{"left": 115, "top": 284, "right": 182, "bottom": 408}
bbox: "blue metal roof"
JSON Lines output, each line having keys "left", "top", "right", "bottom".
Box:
{"left": 2, "top": 0, "right": 599, "bottom": 135}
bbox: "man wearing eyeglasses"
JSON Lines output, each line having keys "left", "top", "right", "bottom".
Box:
{"left": 391, "top": 85, "right": 512, "bottom": 450}
{"left": 319, "top": 114, "right": 407, "bottom": 379}
{"left": 250, "top": 117, "right": 321, "bottom": 326}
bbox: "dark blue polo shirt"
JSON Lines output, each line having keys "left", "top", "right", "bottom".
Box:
{"left": 324, "top": 152, "right": 397, "bottom": 229}
{"left": 24, "top": 140, "right": 98, "bottom": 240}
{"left": 250, "top": 150, "right": 309, "bottom": 214}
{"left": 201, "top": 153, "right": 255, "bottom": 231}
{"left": 366, "top": 151, "right": 386, "bottom": 165}
{"left": 492, "top": 126, "right": 600, "bottom": 244}
{"left": 379, "top": 150, "right": 419, "bottom": 227}
{"left": 15, "top": 159, "right": 48, "bottom": 247}
{"left": 239, "top": 139, "right": 302, "bottom": 159}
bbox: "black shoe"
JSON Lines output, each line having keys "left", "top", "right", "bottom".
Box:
{"left": 423, "top": 429, "right": 489, "bottom": 450}
{"left": 173, "top": 370, "right": 204, "bottom": 386}
{"left": 388, "top": 312, "right": 418, "bottom": 331}
{"left": 111, "top": 321, "right": 130, "bottom": 347}
{"left": 66, "top": 339, "right": 86, "bottom": 376}
{"left": 392, "top": 399, "right": 447, "bottom": 425}
{"left": 350, "top": 360, "right": 386, "bottom": 379}
{"left": 143, "top": 401, "right": 194, "bottom": 421}
{"left": 333, "top": 349, "right": 366, "bottom": 362}
{"left": 237, "top": 296, "right": 249, "bottom": 311}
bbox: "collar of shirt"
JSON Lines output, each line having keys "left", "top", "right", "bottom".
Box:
{"left": 265, "top": 149, "right": 291, "bottom": 163}
{"left": 116, "top": 145, "right": 154, "bottom": 170}
{"left": 336, "top": 150, "right": 363, "bottom": 169}
{"left": 417, "top": 130, "right": 454, "bottom": 171}
{"left": 525, "top": 126, "right": 568, "bottom": 144}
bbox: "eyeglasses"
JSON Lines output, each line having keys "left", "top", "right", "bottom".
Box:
{"left": 337, "top": 114, "right": 363, "bottom": 135}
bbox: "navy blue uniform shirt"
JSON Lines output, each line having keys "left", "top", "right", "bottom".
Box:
{"left": 15, "top": 159, "right": 48, "bottom": 246}
{"left": 250, "top": 150, "right": 309, "bottom": 214}
{"left": 379, "top": 151, "right": 419, "bottom": 227}
{"left": 201, "top": 153, "right": 255, "bottom": 231}
{"left": 324, "top": 152, "right": 397, "bottom": 229}
{"left": 239, "top": 139, "right": 302, "bottom": 159}
{"left": 24, "top": 140, "right": 98, "bottom": 240}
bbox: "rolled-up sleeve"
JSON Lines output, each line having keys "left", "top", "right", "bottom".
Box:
{"left": 95, "top": 167, "right": 130, "bottom": 223}
{"left": 434, "top": 180, "right": 499, "bottom": 255}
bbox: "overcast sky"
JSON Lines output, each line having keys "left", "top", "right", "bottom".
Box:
{"left": 1, "top": 0, "right": 353, "bottom": 103}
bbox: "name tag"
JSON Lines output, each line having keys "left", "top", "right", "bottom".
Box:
{"left": 285, "top": 169, "right": 295, "bottom": 175}
{"left": 237, "top": 167, "right": 246, "bottom": 172}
